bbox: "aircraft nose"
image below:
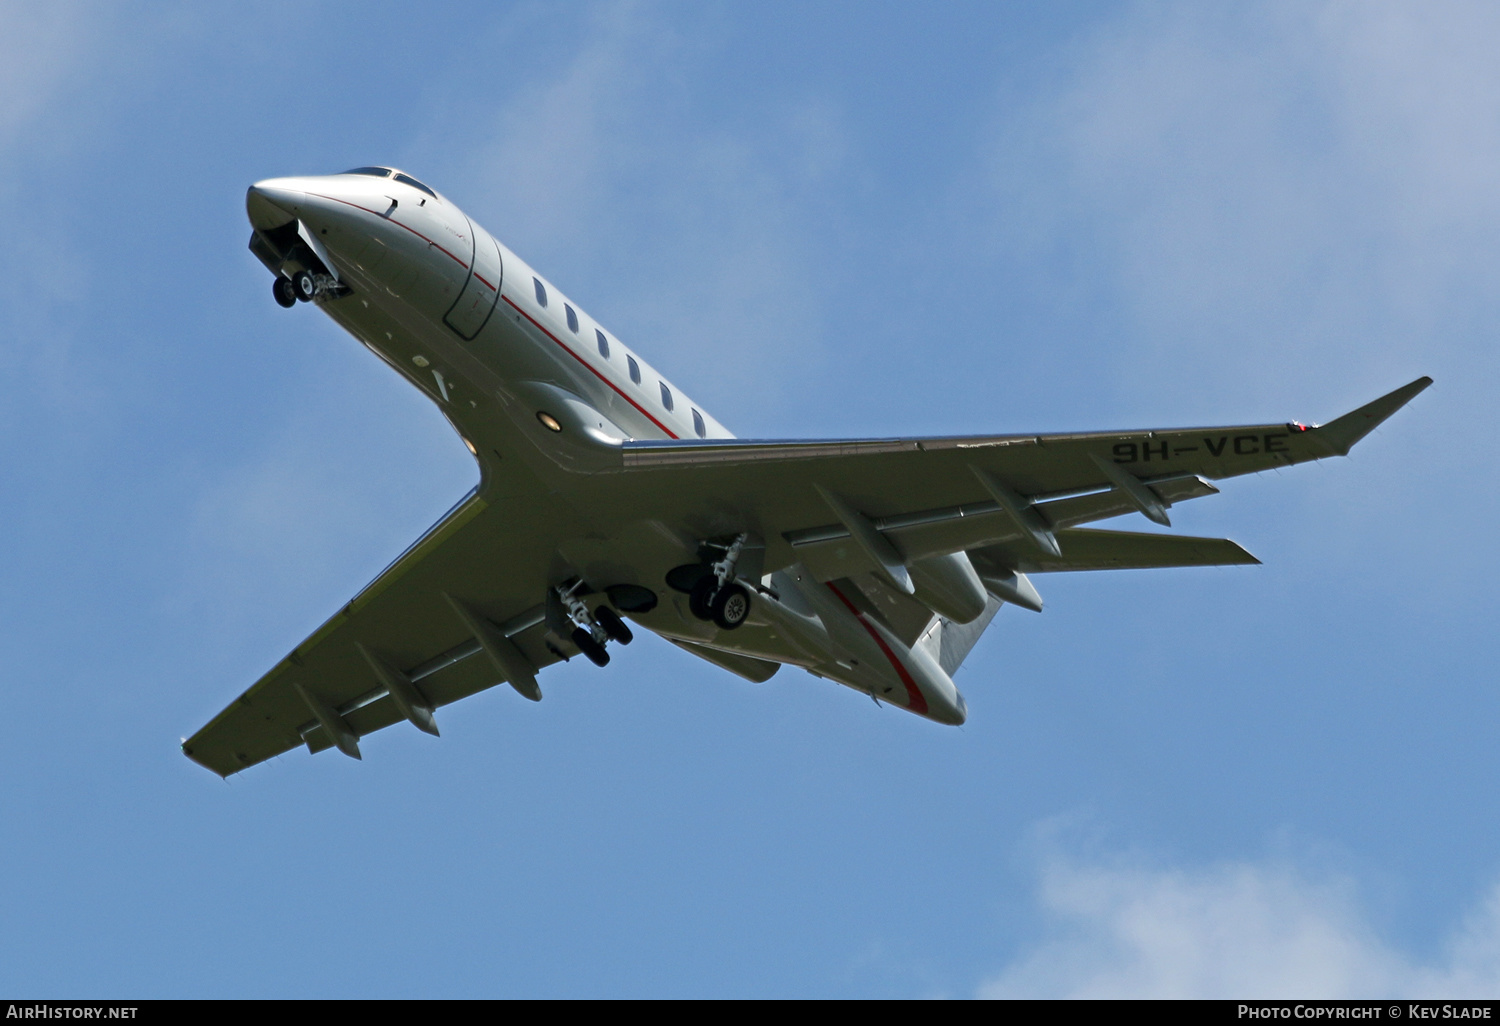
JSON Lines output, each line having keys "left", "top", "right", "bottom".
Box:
{"left": 246, "top": 178, "right": 306, "bottom": 230}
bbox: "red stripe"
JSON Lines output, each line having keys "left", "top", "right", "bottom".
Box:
{"left": 307, "top": 192, "right": 469, "bottom": 270}
{"left": 310, "top": 189, "right": 679, "bottom": 440}
{"left": 502, "top": 296, "right": 679, "bottom": 439}
{"left": 825, "top": 582, "right": 928, "bottom": 715}
{"left": 474, "top": 273, "right": 496, "bottom": 290}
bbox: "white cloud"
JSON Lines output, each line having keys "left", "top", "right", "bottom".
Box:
{"left": 980, "top": 849, "right": 1500, "bottom": 999}
{"left": 0, "top": 1, "right": 107, "bottom": 316}
{"left": 446, "top": 3, "right": 841, "bottom": 428}
{"left": 983, "top": 0, "right": 1500, "bottom": 417}
{"left": 0, "top": 1, "right": 98, "bottom": 148}
{"left": 973, "top": 14, "right": 1500, "bottom": 989}
{"left": 174, "top": 376, "right": 476, "bottom": 655}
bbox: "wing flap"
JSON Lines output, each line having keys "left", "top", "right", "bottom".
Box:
{"left": 786, "top": 474, "right": 1221, "bottom": 581}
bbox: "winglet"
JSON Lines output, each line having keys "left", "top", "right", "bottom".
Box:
{"left": 1310, "top": 377, "right": 1432, "bottom": 456}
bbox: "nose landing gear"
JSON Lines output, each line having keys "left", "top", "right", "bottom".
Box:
{"left": 292, "top": 269, "right": 318, "bottom": 302}
{"left": 273, "top": 268, "right": 346, "bottom": 307}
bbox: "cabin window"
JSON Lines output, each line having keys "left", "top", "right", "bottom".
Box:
{"left": 659, "top": 383, "right": 674, "bottom": 410}
{"left": 595, "top": 329, "right": 610, "bottom": 359}
{"left": 627, "top": 356, "right": 641, "bottom": 384}
{"left": 692, "top": 409, "right": 706, "bottom": 438}
{"left": 393, "top": 173, "right": 437, "bottom": 199}
{"left": 533, "top": 278, "right": 548, "bottom": 307}
{"left": 565, "top": 304, "right": 579, "bottom": 333}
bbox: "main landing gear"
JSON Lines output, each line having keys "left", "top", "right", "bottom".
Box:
{"left": 555, "top": 581, "right": 633, "bottom": 668}
{"left": 272, "top": 277, "right": 297, "bottom": 308}
{"left": 680, "top": 534, "right": 753, "bottom": 631}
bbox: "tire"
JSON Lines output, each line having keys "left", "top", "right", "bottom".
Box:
{"left": 688, "top": 576, "right": 717, "bottom": 621}
{"left": 572, "top": 626, "right": 610, "bottom": 667}
{"left": 272, "top": 277, "right": 297, "bottom": 308}
{"left": 710, "top": 583, "right": 751, "bottom": 631}
{"left": 594, "top": 606, "right": 633, "bottom": 645}
{"left": 292, "top": 270, "right": 317, "bottom": 302}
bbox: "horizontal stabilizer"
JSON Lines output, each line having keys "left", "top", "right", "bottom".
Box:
{"left": 935, "top": 594, "right": 1003, "bottom": 676}
{"left": 669, "top": 640, "right": 782, "bottom": 683}
{"left": 973, "top": 528, "right": 1259, "bottom": 575}
{"left": 910, "top": 593, "right": 1004, "bottom": 678}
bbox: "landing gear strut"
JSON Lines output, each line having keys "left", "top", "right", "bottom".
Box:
{"left": 554, "top": 581, "right": 634, "bottom": 667}
{"left": 285, "top": 268, "right": 349, "bottom": 304}
{"left": 685, "top": 534, "right": 753, "bottom": 631}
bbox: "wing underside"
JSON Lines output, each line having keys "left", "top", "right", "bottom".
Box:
{"left": 185, "top": 378, "right": 1429, "bottom": 774}
{"left": 184, "top": 490, "right": 573, "bottom": 776}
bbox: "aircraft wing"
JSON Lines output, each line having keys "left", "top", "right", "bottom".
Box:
{"left": 182, "top": 485, "right": 579, "bottom": 776}
{"left": 602, "top": 377, "right": 1431, "bottom": 582}
{"left": 185, "top": 378, "right": 1426, "bottom": 775}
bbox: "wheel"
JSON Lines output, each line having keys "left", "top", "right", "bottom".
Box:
{"left": 688, "top": 576, "right": 717, "bottom": 621}
{"left": 292, "top": 270, "right": 317, "bottom": 302}
{"left": 710, "top": 583, "right": 751, "bottom": 631}
{"left": 572, "top": 626, "right": 610, "bottom": 667}
{"left": 594, "top": 606, "right": 633, "bottom": 645}
{"left": 272, "top": 277, "right": 297, "bottom": 308}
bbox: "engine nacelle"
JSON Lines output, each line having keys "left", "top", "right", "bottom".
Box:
{"left": 908, "top": 551, "right": 988, "bottom": 624}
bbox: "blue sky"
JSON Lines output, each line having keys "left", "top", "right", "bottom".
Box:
{"left": 0, "top": 0, "right": 1495, "bottom": 997}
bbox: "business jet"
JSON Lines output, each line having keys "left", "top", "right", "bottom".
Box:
{"left": 182, "top": 166, "right": 1430, "bottom": 775}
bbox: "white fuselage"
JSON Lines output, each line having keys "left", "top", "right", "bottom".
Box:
{"left": 249, "top": 172, "right": 727, "bottom": 452}
{"left": 246, "top": 170, "right": 968, "bottom": 725}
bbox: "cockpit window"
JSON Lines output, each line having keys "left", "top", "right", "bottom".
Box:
{"left": 393, "top": 173, "right": 437, "bottom": 199}
{"left": 342, "top": 166, "right": 393, "bottom": 178}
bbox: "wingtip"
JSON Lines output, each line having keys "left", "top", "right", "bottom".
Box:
{"left": 1224, "top": 538, "right": 1260, "bottom": 566}
{"left": 182, "top": 743, "right": 233, "bottom": 779}
{"left": 1313, "top": 376, "right": 1432, "bottom": 456}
